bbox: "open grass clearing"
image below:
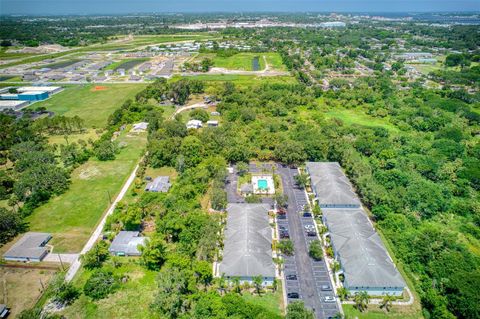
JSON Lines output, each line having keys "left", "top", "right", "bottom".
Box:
{"left": 105, "top": 58, "right": 149, "bottom": 71}
{"left": 0, "top": 267, "right": 57, "bottom": 318}
{"left": 61, "top": 260, "right": 158, "bottom": 319}
{"left": 343, "top": 304, "right": 422, "bottom": 319}
{"left": 197, "top": 52, "right": 285, "bottom": 71}
{"left": 176, "top": 74, "right": 296, "bottom": 86}
{"left": 47, "top": 129, "right": 102, "bottom": 146}
{"left": 241, "top": 289, "right": 284, "bottom": 317}
{"left": 38, "top": 59, "right": 81, "bottom": 70}
{"left": 323, "top": 108, "right": 399, "bottom": 132}
{"left": 26, "top": 130, "right": 147, "bottom": 253}
{"left": 30, "top": 84, "right": 146, "bottom": 128}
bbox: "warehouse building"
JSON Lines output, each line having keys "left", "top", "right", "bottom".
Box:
{"left": 219, "top": 203, "right": 275, "bottom": 285}
{"left": 305, "top": 162, "right": 360, "bottom": 208}
{"left": 0, "top": 100, "right": 29, "bottom": 111}
{"left": 17, "top": 86, "right": 62, "bottom": 94}
{"left": 3, "top": 232, "right": 52, "bottom": 262}
{"left": 323, "top": 208, "right": 405, "bottom": 296}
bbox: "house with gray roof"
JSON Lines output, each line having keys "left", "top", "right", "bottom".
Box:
{"left": 306, "top": 162, "right": 361, "bottom": 208}
{"left": 323, "top": 208, "right": 405, "bottom": 296}
{"left": 145, "top": 176, "right": 171, "bottom": 193}
{"left": 109, "top": 231, "right": 147, "bottom": 256}
{"left": 3, "top": 232, "right": 52, "bottom": 262}
{"left": 219, "top": 203, "right": 275, "bottom": 285}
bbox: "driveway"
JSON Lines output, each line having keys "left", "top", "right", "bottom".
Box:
{"left": 276, "top": 165, "right": 340, "bottom": 319}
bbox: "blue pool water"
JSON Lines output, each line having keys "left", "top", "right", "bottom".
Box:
{"left": 257, "top": 179, "right": 268, "bottom": 190}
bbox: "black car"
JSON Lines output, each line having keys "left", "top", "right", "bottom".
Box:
{"left": 277, "top": 214, "right": 287, "bottom": 220}
{"left": 280, "top": 230, "right": 290, "bottom": 239}
{"left": 286, "top": 274, "right": 297, "bottom": 280}
{"left": 287, "top": 292, "right": 300, "bottom": 299}
{"left": 306, "top": 230, "right": 317, "bottom": 236}
{"left": 303, "top": 212, "right": 312, "bottom": 217}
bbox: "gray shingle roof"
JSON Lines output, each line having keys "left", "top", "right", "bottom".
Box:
{"left": 109, "top": 231, "right": 146, "bottom": 256}
{"left": 219, "top": 203, "right": 275, "bottom": 278}
{"left": 306, "top": 162, "right": 361, "bottom": 207}
{"left": 145, "top": 176, "right": 171, "bottom": 192}
{"left": 323, "top": 208, "right": 405, "bottom": 289}
{"left": 3, "top": 232, "right": 51, "bottom": 260}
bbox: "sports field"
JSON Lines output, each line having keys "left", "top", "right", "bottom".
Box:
{"left": 31, "top": 84, "right": 146, "bottom": 128}
{"left": 27, "top": 130, "right": 147, "bottom": 252}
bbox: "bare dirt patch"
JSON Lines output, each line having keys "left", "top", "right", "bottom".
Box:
{"left": 78, "top": 166, "right": 101, "bottom": 180}
{"left": 0, "top": 268, "right": 56, "bottom": 317}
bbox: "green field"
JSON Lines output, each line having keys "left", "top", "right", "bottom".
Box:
{"left": 241, "top": 290, "right": 284, "bottom": 317}
{"left": 323, "top": 108, "right": 399, "bottom": 132}
{"left": 26, "top": 130, "right": 147, "bottom": 252}
{"left": 175, "top": 74, "right": 296, "bottom": 86}
{"left": 31, "top": 84, "right": 146, "bottom": 128}
{"left": 343, "top": 304, "right": 421, "bottom": 319}
{"left": 197, "top": 52, "right": 285, "bottom": 71}
{"left": 62, "top": 260, "right": 158, "bottom": 319}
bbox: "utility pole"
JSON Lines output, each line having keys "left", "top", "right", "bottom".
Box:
{"left": 58, "top": 253, "right": 65, "bottom": 271}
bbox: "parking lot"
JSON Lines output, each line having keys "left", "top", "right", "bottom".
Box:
{"left": 276, "top": 165, "right": 340, "bottom": 319}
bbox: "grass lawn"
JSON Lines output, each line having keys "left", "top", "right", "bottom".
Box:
{"left": 197, "top": 52, "right": 285, "bottom": 71}
{"left": 26, "top": 130, "right": 147, "bottom": 253}
{"left": 48, "top": 129, "right": 102, "bottom": 146}
{"left": 241, "top": 289, "right": 284, "bottom": 317}
{"left": 323, "top": 108, "right": 399, "bottom": 132}
{"left": 104, "top": 58, "right": 149, "bottom": 71}
{"left": 30, "top": 84, "right": 146, "bottom": 128}
{"left": 62, "top": 260, "right": 159, "bottom": 319}
{"left": 343, "top": 304, "right": 422, "bottom": 319}
{"left": 177, "top": 74, "right": 296, "bottom": 86}
{"left": 0, "top": 268, "right": 57, "bottom": 318}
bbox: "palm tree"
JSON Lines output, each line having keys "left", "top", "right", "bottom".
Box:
{"left": 273, "top": 257, "right": 284, "bottom": 276}
{"left": 380, "top": 293, "right": 395, "bottom": 312}
{"left": 354, "top": 291, "right": 370, "bottom": 312}
{"left": 232, "top": 276, "right": 241, "bottom": 294}
{"left": 218, "top": 273, "right": 227, "bottom": 296}
{"left": 252, "top": 275, "right": 263, "bottom": 296}
{"left": 272, "top": 278, "right": 279, "bottom": 292}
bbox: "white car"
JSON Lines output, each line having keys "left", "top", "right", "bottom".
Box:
{"left": 323, "top": 296, "right": 336, "bottom": 303}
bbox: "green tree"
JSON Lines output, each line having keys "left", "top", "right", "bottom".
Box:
{"left": 252, "top": 275, "right": 263, "bottom": 296}
{"left": 81, "top": 241, "right": 109, "bottom": 269}
{"left": 294, "top": 173, "right": 309, "bottom": 188}
{"left": 83, "top": 269, "right": 118, "bottom": 300}
{"left": 380, "top": 293, "right": 395, "bottom": 312}
{"left": 354, "top": 291, "right": 370, "bottom": 312}
{"left": 308, "top": 240, "right": 323, "bottom": 261}
{"left": 286, "top": 301, "right": 315, "bottom": 319}
{"left": 278, "top": 239, "right": 295, "bottom": 256}
{"left": 140, "top": 234, "right": 167, "bottom": 270}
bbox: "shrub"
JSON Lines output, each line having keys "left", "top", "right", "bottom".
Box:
{"left": 308, "top": 240, "right": 323, "bottom": 261}
{"left": 83, "top": 270, "right": 118, "bottom": 300}
{"left": 278, "top": 239, "right": 294, "bottom": 256}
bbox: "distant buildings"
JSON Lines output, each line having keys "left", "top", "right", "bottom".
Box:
{"left": 3, "top": 232, "right": 52, "bottom": 262}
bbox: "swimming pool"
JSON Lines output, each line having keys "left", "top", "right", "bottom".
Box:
{"left": 257, "top": 179, "right": 268, "bottom": 190}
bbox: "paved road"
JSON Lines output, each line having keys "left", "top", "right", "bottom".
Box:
{"left": 64, "top": 163, "right": 140, "bottom": 282}
{"left": 277, "top": 165, "right": 339, "bottom": 319}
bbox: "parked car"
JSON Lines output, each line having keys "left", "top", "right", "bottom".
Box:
{"left": 278, "top": 207, "right": 287, "bottom": 214}
{"left": 323, "top": 296, "right": 336, "bottom": 302}
{"left": 287, "top": 292, "right": 300, "bottom": 299}
{"left": 280, "top": 230, "right": 290, "bottom": 239}
{"left": 306, "top": 230, "right": 317, "bottom": 237}
{"left": 277, "top": 214, "right": 287, "bottom": 220}
{"left": 286, "top": 274, "right": 297, "bottom": 280}
{"left": 304, "top": 224, "right": 315, "bottom": 231}
{"left": 321, "top": 285, "right": 332, "bottom": 291}
{"left": 303, "top": 212, "right": 312, "bottom": 217}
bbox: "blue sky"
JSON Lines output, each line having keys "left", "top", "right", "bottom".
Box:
{"left": 1, "top": 0, "right": 478, "bottom": 15}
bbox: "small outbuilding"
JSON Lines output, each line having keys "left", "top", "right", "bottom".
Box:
{"left": 186, "top": 119, "right": 203, "bottom": 129}
{"left": 109, "top": 231, "right": 146, "bottom": 256}
{"left": 145, "top": 176, "right": 171, "bottom": 193}
{"left": 132, "top": 122, "right": 149, "bottom": 132}
{"left": 3, "top": 232, "right": 52, "bottom": 262}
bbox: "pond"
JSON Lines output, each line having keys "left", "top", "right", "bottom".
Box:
{"left": 252, "top": 56, "right": 260, "bottom": 71}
